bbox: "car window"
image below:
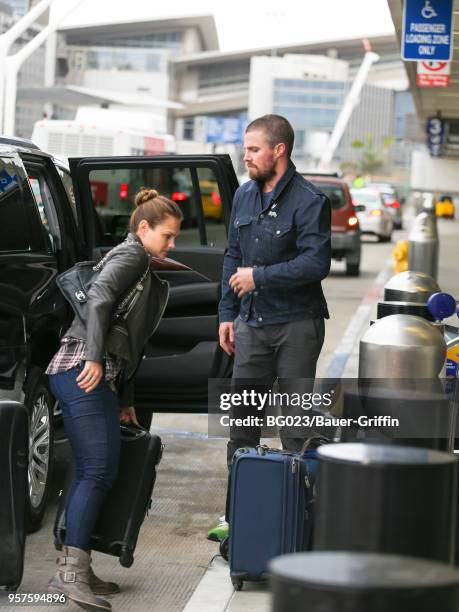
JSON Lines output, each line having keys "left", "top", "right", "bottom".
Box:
{"left": 0, "top": 157, "right": 31, "bottom": 252}
{"left": 57, "top": 166, "right": 78, "bottom": 226}
{"left": 313, "top": 182, "right": 345, "bottom": 210}
{"left": 196, "top": 167, "right": 225, "bottom": 247}
{"left": 351, "top": 191, "right": 382, "bottom": 207}
{"left": 27, "top": 170, "right": 62, "bottom": 251}
{"left": 380, "top": 192, "right": 397, "bottom": 203}
{"left": 87, "top": 165, "right": 225, "bottom": 247}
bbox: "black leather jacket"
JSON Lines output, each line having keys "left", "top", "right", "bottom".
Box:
{"left": 66, "top": 234, "right": 169, "bottom": 406}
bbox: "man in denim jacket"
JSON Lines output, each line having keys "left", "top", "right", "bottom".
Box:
{"left": 218, "top": 114, "right": 331, "bottom": 474}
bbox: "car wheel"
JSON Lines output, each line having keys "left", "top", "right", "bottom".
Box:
{"left": 24, "top": 368, "right": 54, "bottom": 533}
{"left": 346, "top": 261, "right": 360, "bottom": 276}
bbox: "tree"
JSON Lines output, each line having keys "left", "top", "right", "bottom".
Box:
{"left": 341, "top": 135, "right": 394, "bottom": 176}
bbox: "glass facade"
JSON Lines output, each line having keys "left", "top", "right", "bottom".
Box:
{"left": 67, "top": 31, "right": 183, "bottom": 52}
{"left": 270, "top": 77, "right": 395, "bottom": 169}
{"left": 2, "top": 0, "right": 28, "bottom": 16}
{"left": 69, "top": 47, "right": 166, "bottom": 73}
{"left": 86, "top": 49, "right": 163, "bottom": 72}
{"left": 273, "top": 79, "right": 346, "bottom": 154}
{"left": 394, "top": 91, "right": 416, "bottom": 140}
{"left": 198, "top": 60, "right": 250, "bottom": 92}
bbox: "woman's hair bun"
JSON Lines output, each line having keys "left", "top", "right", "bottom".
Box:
{"left": 134, "top": 188, "right": 159, "bottom": 207}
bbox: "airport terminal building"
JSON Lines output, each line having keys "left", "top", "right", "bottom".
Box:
{"left": 14, "top": 14, "right": 422, "bottom": 176}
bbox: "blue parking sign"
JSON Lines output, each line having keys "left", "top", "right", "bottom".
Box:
{"left": 402, "top": 0, "right": 454, "bottom": 61}
{"left": 0, "top": 169, "right": 17, "bottom": 193}
{"left": 206, "top": 117, "right": 244, "bottom": 144}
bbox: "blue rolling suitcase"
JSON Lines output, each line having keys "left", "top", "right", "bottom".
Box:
{"left": 228, "top": 439, "right": 327, "bottom": 590}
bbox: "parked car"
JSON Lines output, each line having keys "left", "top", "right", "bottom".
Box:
{"left": 365, "top": 182, "right": 403, "bottom": 229}
{"left": 303, "top": 173, "right": 361, "bottom": 276}
{"left": 0, "top": 136, "right": 238, "bottom": 532}
{"left": 435, "top": 194, "right": 455, "bottom": 219}
{"left": 351, "top": 188, "right": 394, "bottom": 242}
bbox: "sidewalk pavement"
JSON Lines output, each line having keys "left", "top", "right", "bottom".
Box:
{"left": 184, "top": 213, "right": 459, "bottom": 612}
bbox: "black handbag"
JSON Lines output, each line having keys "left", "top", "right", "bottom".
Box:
{"left": 56, "top": 245, "right": 150, "bottom": 325}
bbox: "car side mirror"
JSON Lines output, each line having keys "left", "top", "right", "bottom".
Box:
{"left": 354, "top": 204, "right": 365, "bottom": 212}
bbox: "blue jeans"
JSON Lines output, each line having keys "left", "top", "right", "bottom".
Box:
{"left": 49, "top": 366, "right": 120, "bottom": 550}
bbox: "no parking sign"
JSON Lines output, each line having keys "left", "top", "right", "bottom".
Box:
{"left": 417, "top": 60, "right": 450, "bottom": 87}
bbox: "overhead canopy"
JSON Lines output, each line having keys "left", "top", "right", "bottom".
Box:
{"left": 17, "top": 86, "right": 183, "bottom": 109}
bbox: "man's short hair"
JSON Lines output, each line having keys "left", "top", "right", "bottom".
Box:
{"left": 246, "top": 114, "right": 295, "bottom": 158}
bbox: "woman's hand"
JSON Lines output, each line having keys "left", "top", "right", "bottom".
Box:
{"left": 120, "top": 406, "right": 140, "bottom": 427}
{"left": 76, "top": 361, "right": 103, "bottom": 393}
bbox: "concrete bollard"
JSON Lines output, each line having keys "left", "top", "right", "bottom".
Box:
{"left": 269, "top": 552, "right": 459, "bottom": 612}
{"left": 313, "top": 443, "right": 456, "bottom": 563}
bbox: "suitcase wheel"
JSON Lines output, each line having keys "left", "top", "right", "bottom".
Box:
{"left": 231, "top": 576, "right": 243, "bottom": 591}
{"left": 120, "top": 547, "right": 134, "bottom": 568}
{"left": 219, "top": 536, "right": 229, "bottom": 562}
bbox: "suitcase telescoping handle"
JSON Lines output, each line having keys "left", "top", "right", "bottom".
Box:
{"left": 299, "top": 435, "right": 330, "bottom": 454}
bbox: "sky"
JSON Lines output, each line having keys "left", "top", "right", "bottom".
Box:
{"left": 52, "top": 0, "right": 396, "bottom": 52}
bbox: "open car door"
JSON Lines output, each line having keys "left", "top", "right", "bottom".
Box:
{"left": 69, "top": 154, "right": 238, "bottom": 412}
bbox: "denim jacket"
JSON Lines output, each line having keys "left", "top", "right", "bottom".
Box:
{"left": 219, "top": 162, "right": 331, "bottom": 325}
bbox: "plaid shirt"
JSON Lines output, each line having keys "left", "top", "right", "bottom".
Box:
{"left": 46, "top": 336, "right": 123, "bottom": 383}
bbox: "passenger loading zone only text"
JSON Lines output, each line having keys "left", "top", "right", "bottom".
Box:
{"left": 405, "top": 22, "right": 450, "bottom": 56}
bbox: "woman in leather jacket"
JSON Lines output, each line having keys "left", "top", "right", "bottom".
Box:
{"left": 46, "top": 188, "right": 182, "bottom": 612}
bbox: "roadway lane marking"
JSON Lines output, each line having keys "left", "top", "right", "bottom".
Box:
{"left": 324, "top": 259, "right": 393, "bottom": 378}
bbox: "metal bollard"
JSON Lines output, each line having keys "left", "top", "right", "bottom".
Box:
{"left": 313, "top": 444, "right": 456, "bottom": 563}
{"left": 408, "top": 212, "right": 439, "bottom": 279}
{"left": 269, "top": 552, "right": 459, "bottom": 612}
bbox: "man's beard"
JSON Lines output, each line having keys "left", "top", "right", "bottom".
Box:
{"left": 249, "top": 163, "right": 276, "bottom": 186}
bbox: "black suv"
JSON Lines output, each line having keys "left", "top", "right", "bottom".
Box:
{"left": 0, "top": 138, "right": 237, "bottom": 531}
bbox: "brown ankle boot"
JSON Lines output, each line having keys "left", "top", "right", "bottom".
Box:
{"left": 87, "top": 555, "right": 120, "bottom": 596}
{"left": 48, "top": 546, "right": 111, "bottom": 611}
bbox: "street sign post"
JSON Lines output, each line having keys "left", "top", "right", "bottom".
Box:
{"left": 402, "top": 0, "right": 454, "bottom": 61}
{"left": 417, "top": 60, "right": 451, "bottom": 86}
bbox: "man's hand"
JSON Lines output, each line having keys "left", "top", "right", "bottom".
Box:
{"left": 76, "top": 361, "right": 103, "bottom": 393}
{"left": 120, "top": 406, "right": 140, "bottom": 426}
{"left": 219, "top": 322, "right": 235, "bottom": 355}
{"left": 229, "top": 267, "right": 255, "bottom": 298}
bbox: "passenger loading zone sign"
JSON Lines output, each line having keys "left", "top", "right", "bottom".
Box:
{"left": 402, "top": 0, "right": 454, "bottom": 61}
{"left": 417, "top": 61, "right": 451, "bottom": 87}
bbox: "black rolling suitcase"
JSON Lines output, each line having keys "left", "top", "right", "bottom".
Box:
{"left": 54, "top": 425, "right": 163, "bottom": 567}
{"left": 0, "top": 401, "right": 28, "bottom": 590}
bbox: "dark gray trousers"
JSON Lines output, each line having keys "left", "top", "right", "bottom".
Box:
{"left": 226, "top": 317, "right": 325, "bottom": 466}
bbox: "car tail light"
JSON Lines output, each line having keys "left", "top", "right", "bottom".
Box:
{"left": 384, "top": 199, "right": 400, "bottom": 209}
{"left": 119, "top": 182, "right": 128, "bottom": 199}
{"left": 371, "top": 209, "right": 382, "bottom": 216}
{"left": 171, "top": 191, "right": 187, "bottom": 202}
{"left": 348, "top": 216, "right": 359, "bottom": 229}
{"left": 211, "top": 191, "right": 221, "bottom": 206}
